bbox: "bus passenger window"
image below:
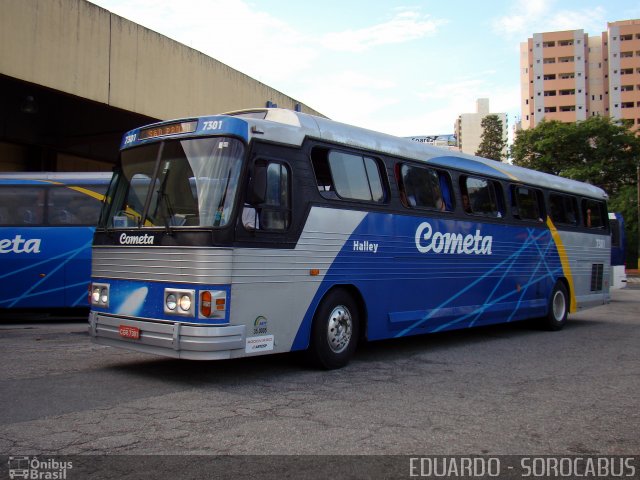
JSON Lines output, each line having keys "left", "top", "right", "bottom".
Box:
{"left": 312, "top": 147, "right": 387, "bottom": 203}
{"left": 461, "top": 176, "right": 503, "bottom": 218}
{"left": 48, "top": 186, "right": 106, "bottom": 226}
{"left": 1, "top": 187, "right": 45, "bottom": 225}
{"left": 511, "top": 186, "right": 544, "bottom": 222}
{"left": 582, "top": 199, "right": 605, "bottom": 229}
{"left": 399, "top": 164, "right": 452, "bottom": 211}
{"left": 549, "top": 193, "right": 578, "bottom": 226}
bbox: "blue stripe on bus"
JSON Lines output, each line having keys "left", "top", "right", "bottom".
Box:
{"left": 90, "top": 278, "right": 231, "bottom": 324}
{"left": 0, "top": 228, "right": 95, "bottom": 308}
{"left": 292, "top": 211, "right": 562, "bottom": 349}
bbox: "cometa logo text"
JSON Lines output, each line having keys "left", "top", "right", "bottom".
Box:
{"left": 0, "top": 235, "right": 41, "bottom": 253}
{"left": 119, "top": 233, "right": 155, "bottom": 245}
{"left": 415, "top": 222, "right": 493, "bottom": 255}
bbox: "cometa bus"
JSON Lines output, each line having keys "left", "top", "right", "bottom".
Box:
{"left": 88, "top": 109, "right": 610, "bottom": 369}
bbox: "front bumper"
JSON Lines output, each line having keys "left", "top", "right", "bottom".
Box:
{"left": 88, "top": 311, "right": 246, "bottom": 360}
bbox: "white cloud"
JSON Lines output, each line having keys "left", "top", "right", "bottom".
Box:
{"left": 297, "top": 71, "right": 399, "bottom": 122}
{"left": 321, "top": 11, "right": 446, "bottom": 52}
{"left": 545, "top": 7, "right": 606, "bottom": 33}
{"left": 492, "top": 0, "right": 607, "bottom": 38}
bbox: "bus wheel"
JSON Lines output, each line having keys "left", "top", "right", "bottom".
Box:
{"left": 308, "top": 289, "right": 359, "bottom": 369}
{"left": 543, "top": 282, "right": 569, "bottom": 331}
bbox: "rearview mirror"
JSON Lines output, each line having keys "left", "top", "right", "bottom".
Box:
{"left": 247, "top": 164, "right": 267, "bottom": 205}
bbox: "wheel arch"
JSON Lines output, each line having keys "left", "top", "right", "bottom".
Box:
{"left": 314, "top": 284, "right": 368, "bottom": 342}
{"left": 556, "top": 276, "right": 572, "bottom": 312}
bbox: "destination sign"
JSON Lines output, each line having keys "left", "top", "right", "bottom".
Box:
{"left": 138, "top": 121, "right": 198, "bottom": 140}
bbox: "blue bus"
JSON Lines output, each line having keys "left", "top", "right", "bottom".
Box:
{"left": 609, "top": 212, "right": 627, "bottom": 289}
{"left": 88, "top": 109, "right": 610, "bottom": 368}
{"left": 0, "top": 172, "right": 111, "bottom": 311}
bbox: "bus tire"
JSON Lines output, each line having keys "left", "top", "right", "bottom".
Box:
{"left": 308, "top": 289, "right": 359, "bottom": 370}
{"left": 543, "top": 281, "right": 569, "bottom": 331}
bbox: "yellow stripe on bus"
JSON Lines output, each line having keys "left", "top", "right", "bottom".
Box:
{"left": 490, "top": 163, "right": 519, "bottom": 181}
{"left": 546, "top": 216, "right": 577, "bottom": 313}
{"left": 66, "top": 185, "right": 105, "bottom": 202}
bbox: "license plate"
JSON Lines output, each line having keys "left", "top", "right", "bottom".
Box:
{"left": 119, "top": 325, "right": 140, "bottom": 340}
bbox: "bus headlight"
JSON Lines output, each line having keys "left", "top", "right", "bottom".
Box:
{"left": 90, "top": 283, "right": 110, "bottom": 307}
{"left": 165, "top": 294, "right": 177, "bottom": 311}
{"left": 164, "top": 288, "right": 195, "bottom": 317}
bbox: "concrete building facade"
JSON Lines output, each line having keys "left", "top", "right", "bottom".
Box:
{"left": 0, "top": 0, "right": 322, "bottom": 171}
{"left": 520, "top": 19, "right": 640, "bottom": 131}
{"left": 454, "top": 98, "right": 508, "bottom": 157}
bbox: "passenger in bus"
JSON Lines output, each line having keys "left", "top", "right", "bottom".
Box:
{"left": 461, "top": 194, "right": 471, "bottom": 213}
{"left": 0, "top": 207, "right": 11, "bottom": 225}
{"left": 242, "top": 205, "right": 259, "bottom": 230}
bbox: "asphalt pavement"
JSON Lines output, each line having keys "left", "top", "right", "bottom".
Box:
{"left": 0, "top": 288, "right": 638, "bottom": 477}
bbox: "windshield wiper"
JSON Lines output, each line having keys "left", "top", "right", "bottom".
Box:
{"left": 153, "top": 166, "right": 174, "bottom": 233}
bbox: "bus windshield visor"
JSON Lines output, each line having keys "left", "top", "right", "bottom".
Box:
{"left": 107, "top": 137, "right": 244, "bottom": 228}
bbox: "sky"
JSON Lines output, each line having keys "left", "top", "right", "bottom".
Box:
{"left": 89, "top": 0, "right": 640, "bottom": 139}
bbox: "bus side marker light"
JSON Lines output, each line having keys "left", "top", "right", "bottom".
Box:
{"left": 201, "top": 291, "right": 212, "bottom": 317}
{"left": 310, "top": 269, "right": 320, "bottom": 276}
{"left": 199, "top": 290, "right": 227, "bottom": 319}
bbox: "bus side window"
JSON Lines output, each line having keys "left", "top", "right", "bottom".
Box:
{"left": 4, "top": 187, "right": 45, "bottom": 225}
{"left": 460, "top": 176, "right": 503, "bottom": 218}
{"left": 311, "top": 147, "right": 387, "bottom": 203}
{"left": 511, "top": 185, "right": 544, "bottom": 222}
{"left": 398, "top": 164, "right": 452, "bottom": 211}
{"left": 311, "top": 147, "right": 336, "bottom": 197}
{"left": 582, "top": 199, "right": 606, "bottom": 229}
{"left": 549, "top": 193, "right": 578, "bottom": 226}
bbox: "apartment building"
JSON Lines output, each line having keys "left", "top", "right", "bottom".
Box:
{"left": 520, "top": 19, "right": 640, "bottom": 132}
{"left": 454, "top": 98, "right": 508, "bottom": 157}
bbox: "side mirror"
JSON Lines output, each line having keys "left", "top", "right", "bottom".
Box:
{"left": 247, "top": 164, "right": 267, "bottom": 205}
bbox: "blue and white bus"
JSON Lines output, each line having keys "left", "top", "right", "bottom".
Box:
{"left": 609, "top": 212, "right": 627, "bottom": 289}
{"left": 0, "top": 172, "right": 111, "bottom": 311}
{"left": 88, "top": 109, "right": 610, "bottom": 368}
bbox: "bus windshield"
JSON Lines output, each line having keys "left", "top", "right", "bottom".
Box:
{"left": 102, "top": 137, "right": 244, "bottom": 229}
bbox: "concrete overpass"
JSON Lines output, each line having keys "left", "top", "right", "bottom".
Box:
{"left": 0, "top": 0, "right": 322, "bottom": 171}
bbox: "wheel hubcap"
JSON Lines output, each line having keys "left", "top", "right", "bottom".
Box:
{"left": 327, "top": 305, "right": 353, "bottom": 354}
{"left": 552, "top": 291, "right": 566, "bottom": 321}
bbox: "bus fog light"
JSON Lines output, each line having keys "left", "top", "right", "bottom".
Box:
{"left": 179, "top": 295, "right": 192, "bottom": 312}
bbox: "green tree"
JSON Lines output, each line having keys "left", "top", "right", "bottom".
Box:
{"left": 510, "top": 120, "right": 583, "bottom": 175}
{"left": 511, "top": 116, "right": 640, "bottom": 267}
{"left": 475, "top": 115, "right": 506, "bottom": 161}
